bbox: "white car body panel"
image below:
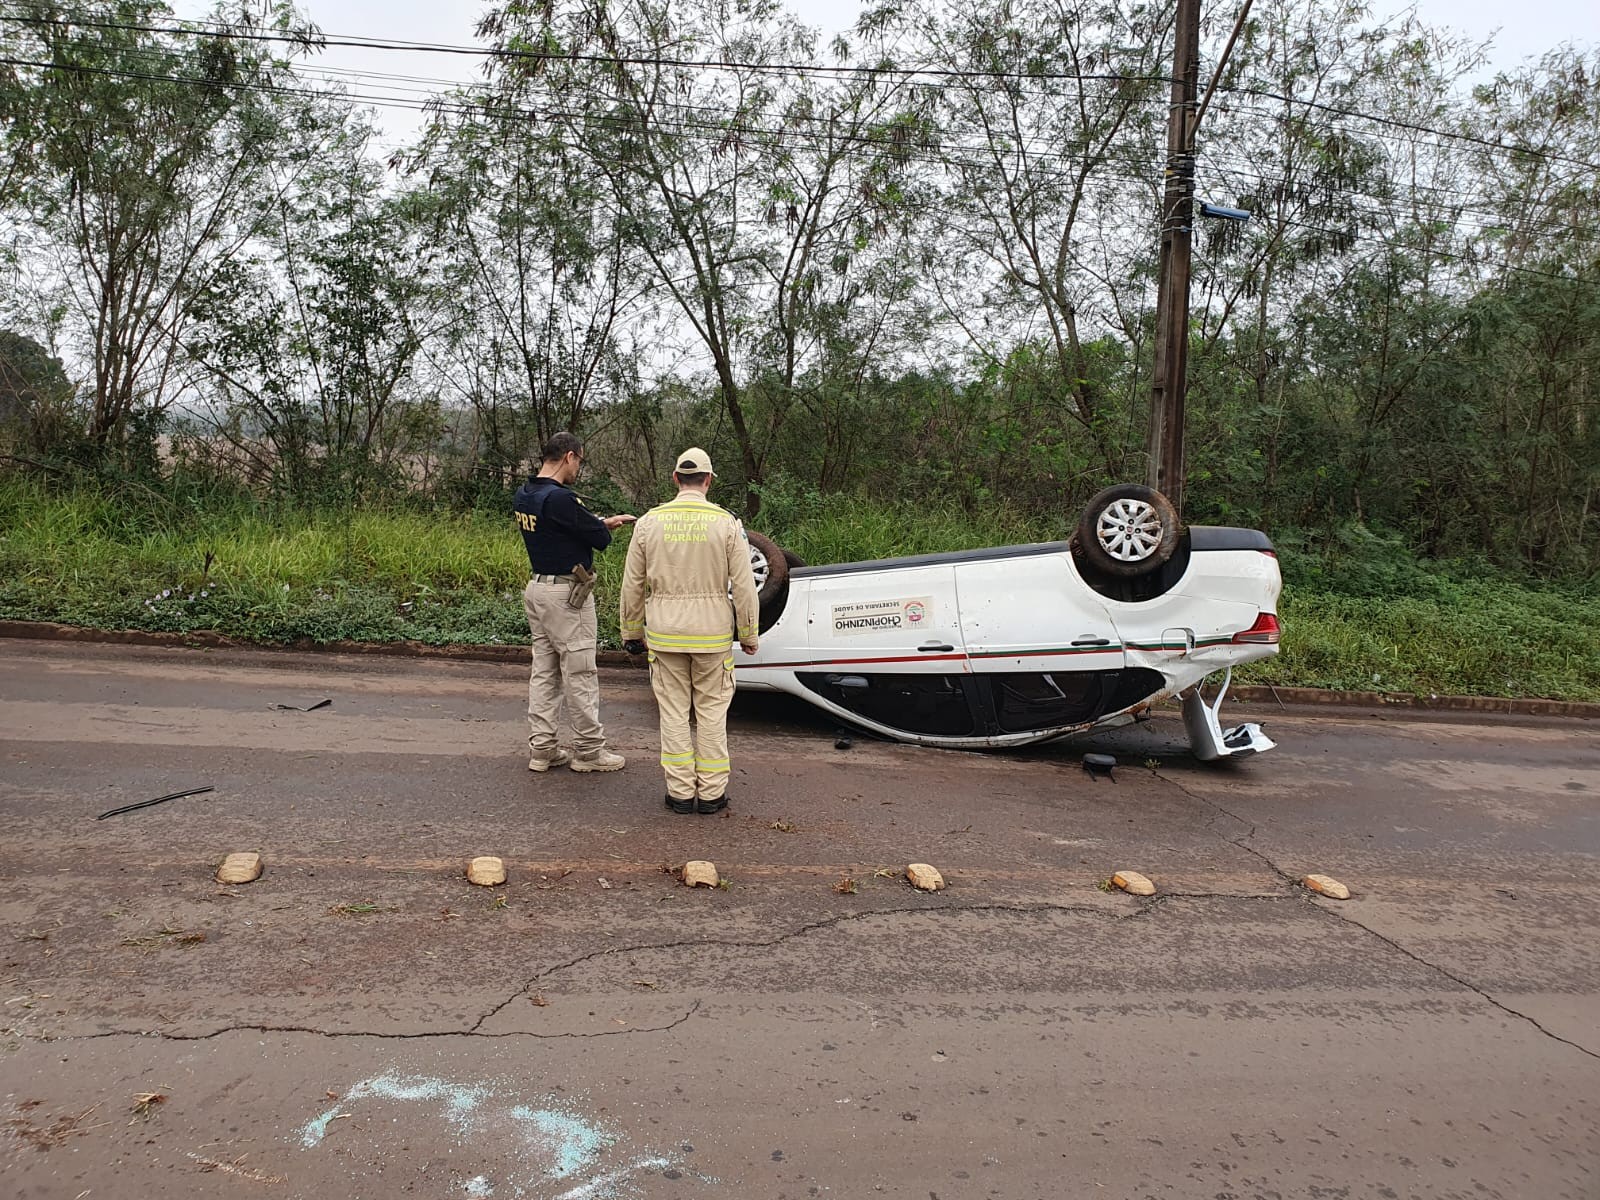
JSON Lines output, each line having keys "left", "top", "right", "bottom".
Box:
{"left": 803, "top": 564, "right": 965, "bottom": 672}
{"left": 737, "top": 530, "right": 1282, "bottom": 757}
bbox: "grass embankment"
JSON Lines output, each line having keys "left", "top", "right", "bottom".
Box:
{"left": 2, "top": 478, "right": 1597, "bottom": 700}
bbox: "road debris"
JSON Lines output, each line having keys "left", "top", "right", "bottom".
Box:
{"left": 466, "top": 857, "right": 506, "bottom": 886}
{"left": 598, "top": 877, "right": 613, "bottom": 890}
{"left": 95, "top": 785, "right": 213, "bottom": 821}
{"left": 1112, "top": 870, "right": 1156, "bottom": 896}
{"left": 130, "top": 1092, "right": 166, "bottom": 1122}
{"left": 833, "top": 876, "right": 858, "bottom": 895}
{"left": 906, "top": 863, "right": 945, "bottom": 891}
{"left": 1303, "top": 873, "right": 1352, "bottom": 900}
{"left": 1083, "top": 753, "right": 1117, "bottom": 781}
{"left": 5, "top": 1103, "right": 103, "bottom": 1149}
{"left": 185, "top": 1151, "right": 286, "bottom": 1184}
{"left": 121, "top": 926, "right": 206, "bottom": 948}
{"left": 328, "top": 901, "right": 384, "bottom": 917}
{"left": 269, "top": 698, "right": 331, "bottom": 712}
{"left": 682, "top": 861, "right": 719, "bottom": 888}
{"left": 216, "top": 852, "right": 262, "bottom": 884}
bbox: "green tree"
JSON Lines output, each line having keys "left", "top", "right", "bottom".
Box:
{"left": 0, "top": 328, "right": 75, "bottom": 457}
{"left": 0, "top": 0, "right": 320, "bottom": 453}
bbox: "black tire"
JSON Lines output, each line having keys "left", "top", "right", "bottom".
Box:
{"left": 782, "top": 549, "right": 807, "bottom": 569}
{"left": 1074, "top": 484, "right": 1181, "bottom": 578}
{"left": 746, "top": 530, "right": 790, "bottom": 607}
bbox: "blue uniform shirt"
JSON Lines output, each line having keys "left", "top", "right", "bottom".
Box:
{"left": 513, "top": 477, "right": 612, "bottom": 574}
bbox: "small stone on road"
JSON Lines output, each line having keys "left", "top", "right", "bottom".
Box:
{"left": 683, "top": 860, "right": 719, "bottom": 888}
{"left": 215, "top": 852, "right": 262, "bottom": 884}
{"left": 907, "top": 863, "right": 945, "bottom": 891}
{"left": 1303, "top": 873, "right": 1351, "bottom": 900}
{"left": 1113, "top": 870, "right": 1155, "bottom": 896}
{"left": 467, "top": 856, "right": 507, "bottom": 886}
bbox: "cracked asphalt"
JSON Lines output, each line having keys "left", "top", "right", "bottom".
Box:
{"left": 1, "top": 638, "right": 1597, "bottom": 1200}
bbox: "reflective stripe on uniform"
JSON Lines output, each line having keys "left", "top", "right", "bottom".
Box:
{"left": 694, "top": 757, "right": 730, "bottom": 771}
{"left": 663, "top": 501, "right": 728, "bottom": 514}
{"left": 647, "top": 632, "right": 734, "bottom": 650}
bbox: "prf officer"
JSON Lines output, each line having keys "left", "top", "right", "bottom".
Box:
{"left": 619, "top": 448, "right": 759, "bottom": 814}
{"left": 514, "top": 432, "right": 634, "bottom": 774}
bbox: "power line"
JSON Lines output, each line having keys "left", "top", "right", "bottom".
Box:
{"left": 9, "top": 3, "right": 1598, "bottom": 175}
{"left": 14, "top": 22, "right": 1592, "bottom": 230}
{"left": 6, "top": 51, "right": 1598, "bottom": 282}
{"left": 15, "top": 34, "right": 1597, "bottom": 258}
{"left": 0, "top": 5, "right": 1172, "bottom": 88}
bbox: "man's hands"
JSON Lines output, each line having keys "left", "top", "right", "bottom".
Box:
{"left": 739, "top": 640, "right": 758, "bottom": 656}
{"left": 603, "top": 514, "right": 636, "bottom": 530}
{"left": 623, "top": 640, "right": 647, "bottom": 657}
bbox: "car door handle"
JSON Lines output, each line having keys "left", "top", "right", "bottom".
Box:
{"left": 1071, "top": 636, "right": 1112, "bottom": 646}
{"left": 917, "top": 642, "right": 955, "bottom": 653}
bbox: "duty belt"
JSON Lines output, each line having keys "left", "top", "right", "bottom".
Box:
{"left": 530, "top": 572, "right": 576, "bottom": 584}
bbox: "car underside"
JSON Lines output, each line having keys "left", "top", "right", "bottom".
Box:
{"left": 732, "top": 487, "right": 1282, "bottom": 761}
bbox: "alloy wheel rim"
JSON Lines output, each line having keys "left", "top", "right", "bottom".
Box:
{"left": 1095, "top": 498, "right": 1163, "bottom": 561}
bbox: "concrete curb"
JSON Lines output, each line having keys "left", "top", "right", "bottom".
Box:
{"left": 2, "top": 618, "right": 1595, "bottom": 716}
{"left": 1228, "top": 684, "right": 1600, "bottom": 719}
{"left": 0, "top": 618, "right": 645, "bottom": 669}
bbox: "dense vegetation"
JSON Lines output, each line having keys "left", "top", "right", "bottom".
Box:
{"left": 3, "top": 475, "right": 1598, "bottom": 700}
{"left": 1, "top": 1, "right": 1597, "bottom": 696}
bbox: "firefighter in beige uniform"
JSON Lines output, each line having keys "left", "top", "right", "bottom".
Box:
{"left": 619, "top": 448, "right": 760, "bottom": 814}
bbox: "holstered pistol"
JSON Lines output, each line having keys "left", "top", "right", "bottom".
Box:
{"left": 566, "top": 563, "right": 597, "bottom": 610}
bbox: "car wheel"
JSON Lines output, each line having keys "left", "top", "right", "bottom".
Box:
{"left": 1074, "top": 484, "right": 1181, "bottom": 578}
{"left": 746, "top": 531, "right": 790, "bottom": 607}
{"left": 782, "top": 549, "right": 807, "bottom": 569}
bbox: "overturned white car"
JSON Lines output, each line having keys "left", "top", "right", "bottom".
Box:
{"left": 735, "top": 485, "right": 1281, "bottom": 760}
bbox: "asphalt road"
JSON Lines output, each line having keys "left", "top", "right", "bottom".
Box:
{"left": 1, "top": 638, "right": 1597, "bottom": 1200}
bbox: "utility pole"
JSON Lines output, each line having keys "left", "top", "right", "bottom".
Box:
{"left": 1146, "top": 0, "right": 1202, "bottom": 514}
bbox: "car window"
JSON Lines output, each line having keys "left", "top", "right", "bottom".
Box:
{"left": 798, "top": 672, "right": 978, "bottom": 737}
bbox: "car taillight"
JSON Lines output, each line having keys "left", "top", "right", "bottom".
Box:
{"left": 1232, "top": 612, "right": 1281, "bottom": 644}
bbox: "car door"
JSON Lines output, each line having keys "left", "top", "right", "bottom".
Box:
{"left": 795, "top": 564, "right": 975, "bottom": 738}
{"left": 804, "top": 564, "right": 964, "bottom": 667}
{"left": 955, "top": 551, "right": 1128, "bottom": 733}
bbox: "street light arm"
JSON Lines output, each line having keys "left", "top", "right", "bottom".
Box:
{"left": 1188, "top": 0, "right": 1255, "bottom": 149}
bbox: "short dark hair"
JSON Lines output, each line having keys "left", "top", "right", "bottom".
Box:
{"left": 674, "top": 471, "right": 709, "bottom": 487}
{"left": 540, "top": 431, "right": 583, "bottom": 464}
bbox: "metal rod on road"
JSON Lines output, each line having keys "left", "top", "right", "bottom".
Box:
{"left": 95, "top": 785, "right": 214, "bottom": 820}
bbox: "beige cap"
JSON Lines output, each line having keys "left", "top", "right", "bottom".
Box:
{"left": 674, "top": 447, "right": 715, "bottom": 476}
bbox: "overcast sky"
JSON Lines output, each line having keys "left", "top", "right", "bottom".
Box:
{"left": 169, "top": 0, "right": 1597, "bottom": 147}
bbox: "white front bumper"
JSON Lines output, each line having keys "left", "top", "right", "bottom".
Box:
{"left": 1181, "top": 666, "right": 1276, "bottom": 761}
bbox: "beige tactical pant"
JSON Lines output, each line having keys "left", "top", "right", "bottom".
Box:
{"left": 523, "top": 580, "right": 607, "bottom": 757}
{"left": 649, "top": 649, "right": 735, "bottom": 801}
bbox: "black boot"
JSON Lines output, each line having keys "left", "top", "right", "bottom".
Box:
{"left": 664, "top": 794, "right": 696, "bottom": 815}
{"left": 696, "top": 795, "right": 728, "bottom": 815}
